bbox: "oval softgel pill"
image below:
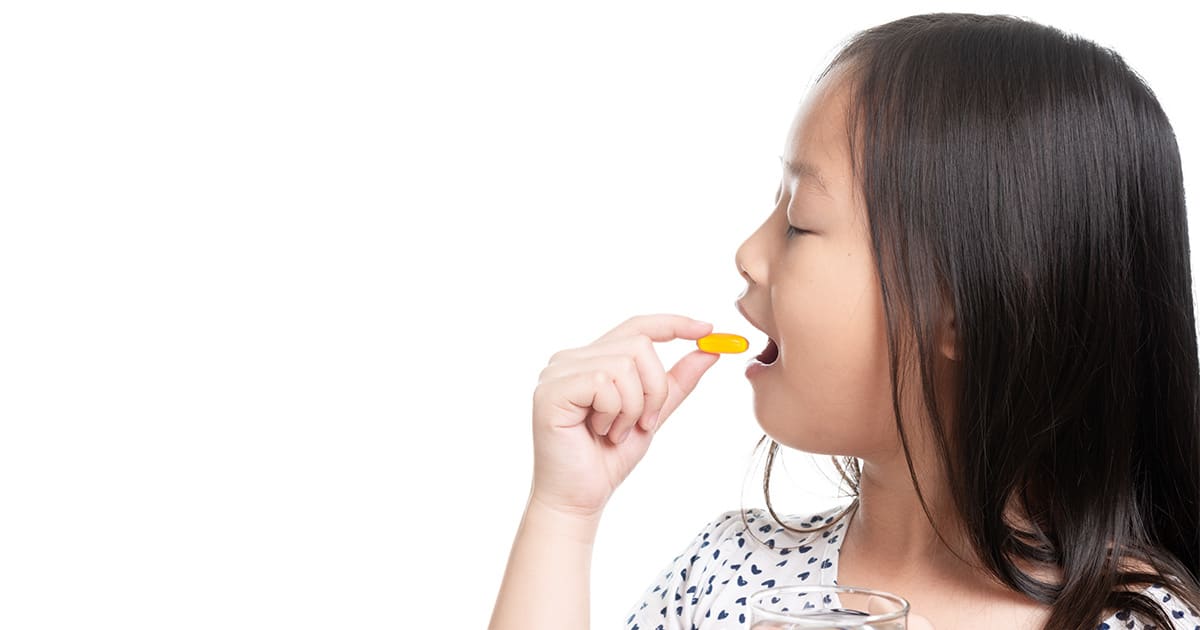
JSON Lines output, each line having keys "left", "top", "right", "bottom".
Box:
{"left": 696, "top": 333, "right": 749, "bottom": 354}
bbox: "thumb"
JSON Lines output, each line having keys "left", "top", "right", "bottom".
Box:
{"left": 656, "top": 349, "right": 720, "bottom": 427}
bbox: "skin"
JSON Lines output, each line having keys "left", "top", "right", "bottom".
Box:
{"left": 493, "top": 59, "right": 1160, "bottom": 630}
{"left": 733, "top": 63, "right": 1055, "bottom": 627}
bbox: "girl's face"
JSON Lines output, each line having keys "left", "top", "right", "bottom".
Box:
{"left": 735, "top": 67, "right": 939, "bottom": 459}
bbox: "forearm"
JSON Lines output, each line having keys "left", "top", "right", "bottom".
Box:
{"left": 489, "top": 492, "right": 602, "bottom": 630}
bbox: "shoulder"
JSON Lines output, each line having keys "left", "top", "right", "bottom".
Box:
{"left": 675, "top": 502, "right": 852, "bottom": 579}
{"left": 622, "top": 504, "right": 852, "bottom": 628}
{"left": 698, "top": 504, "right": 851, "bottom": 548}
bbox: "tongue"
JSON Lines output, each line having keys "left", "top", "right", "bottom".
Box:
{"left": 757, "top": 338, "right": 779, "bottom": 364}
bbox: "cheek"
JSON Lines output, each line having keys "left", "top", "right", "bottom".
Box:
{"left": 762, "top": 250, "right": 896, "bottom": 455}
{"left": 785, "top": 248, "right": 885, "bottom": 382}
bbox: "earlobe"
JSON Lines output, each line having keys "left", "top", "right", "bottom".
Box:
{"left": 940, "top": 326, "right": 959, "bottom": 362}
{"left": 938, "top": 302, "right": 959, "bottom": 362}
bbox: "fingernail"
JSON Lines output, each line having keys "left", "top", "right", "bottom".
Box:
{"left": 617, "top": 427, "right": 632, "bottom": 443}
{"left": 646, "top": 411, "right": 660, "bottom": 430}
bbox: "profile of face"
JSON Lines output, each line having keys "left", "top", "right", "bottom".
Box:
{"left": 735, "top": 64, "right": 955, "bottom": 462}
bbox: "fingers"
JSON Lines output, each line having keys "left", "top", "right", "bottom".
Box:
{"left": 538, "top": 314, "right": 719, "bottom": 443}
{"left": 556, "top": 336, "right": 671, "bottom": 436}
{"left": 628, "top": 335, "right": 669, "bottom": 431}
{"left": 655, "top": 349, "right": 720, "bottom": 427}
{"left": 547, "top": 368, "right": 623, "bottom": 432}
{"left": 539, "top": 354, "right": 649, "bottom": 441}
{"left": 595, "top": 313, "right": 713, "bottom": 344}
{"left": 598, "top": 356, "right": 645, "bottom": 439}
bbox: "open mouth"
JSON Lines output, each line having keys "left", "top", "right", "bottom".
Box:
{"left": 756, "top": 337, "right": 779, "bottom": 365}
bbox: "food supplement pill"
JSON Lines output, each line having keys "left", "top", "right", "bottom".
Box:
{"left": 696, "top": 333, "right": 750, "bottom": 354}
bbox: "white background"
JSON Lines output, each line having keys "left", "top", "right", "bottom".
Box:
{"left": 1, "top": 1, "right": 1195, "bottom": 628}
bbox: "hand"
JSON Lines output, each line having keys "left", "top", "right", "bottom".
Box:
{"left": 529, "top": 314, "right": 719, "bottom": 518}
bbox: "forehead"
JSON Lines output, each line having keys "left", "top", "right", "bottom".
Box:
{"left": 780, "top": 67, "right": 854, "bottom": 192}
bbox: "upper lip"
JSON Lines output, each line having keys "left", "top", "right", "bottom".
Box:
{"left": 735, "top": 300, "right": 773, "bottom": 339}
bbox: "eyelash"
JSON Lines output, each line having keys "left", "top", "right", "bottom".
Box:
{"left": 786, "top": 225, "right": 811, "bottom": 239}
{"left": 778, "top": 187, "right": 811, "bottom": 239}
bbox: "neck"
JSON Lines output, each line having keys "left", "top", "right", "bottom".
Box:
{"left": 841, "top": 451, "right": 982, "bottom": 581}
{"left": 836, "top": 350, "right": 991, "bottom": 582}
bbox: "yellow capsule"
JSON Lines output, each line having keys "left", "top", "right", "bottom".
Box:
{"left": 696, "top": 332, "right": 749, "bottom": 354}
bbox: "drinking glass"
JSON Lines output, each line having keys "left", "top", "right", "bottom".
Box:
{"left": 749, "top": 584, "right": 909, "bottom": 629}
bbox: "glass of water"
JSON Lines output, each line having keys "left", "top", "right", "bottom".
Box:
{"left": 749, "top": 584, "right": 909, "bottom": 629}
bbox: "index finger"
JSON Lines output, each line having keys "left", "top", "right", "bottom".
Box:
{"left": 595, "top": 313, "right": 713, "bottom": 344}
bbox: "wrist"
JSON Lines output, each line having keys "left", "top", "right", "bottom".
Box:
{"left": 526, "top": 493, "right": 603, "bottom": 544}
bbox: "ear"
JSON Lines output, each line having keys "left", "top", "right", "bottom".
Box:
{"left": 937, "top": 293, "right": 959, "bottom": 362}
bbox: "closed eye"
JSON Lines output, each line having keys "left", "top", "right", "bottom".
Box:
{"left": 786, "top": 225, "right": 812, "bottom": 238}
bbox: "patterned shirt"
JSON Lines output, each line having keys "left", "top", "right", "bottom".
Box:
{"left": 623, "top": 503, "right": 1200, "bottom": 629}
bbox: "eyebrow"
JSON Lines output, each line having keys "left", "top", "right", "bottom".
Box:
{"left": 779, "top": 155, "right": 831, "bottom": 197}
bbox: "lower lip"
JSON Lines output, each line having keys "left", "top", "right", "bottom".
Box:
{"left": 745, "top": 358, "right": 774, "bottom": 378}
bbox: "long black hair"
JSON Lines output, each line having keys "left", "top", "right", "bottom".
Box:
{"left": 749, "top": 12, "right": 1200, "bottom": 629}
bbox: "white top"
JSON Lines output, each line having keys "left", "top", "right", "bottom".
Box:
{"left": 623, "top": 502, "right": 1200, "bottom": 629}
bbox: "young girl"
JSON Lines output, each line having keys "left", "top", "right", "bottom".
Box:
{"left": 490, "top": 12, "right": 1200, "bottom": 630}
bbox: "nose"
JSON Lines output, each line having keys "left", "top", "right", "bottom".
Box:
{"left": 735, "top": 239, "right": 758, "bottom": 287}
{"left": 734, "top": 251, "right": 756, "bottom": 301}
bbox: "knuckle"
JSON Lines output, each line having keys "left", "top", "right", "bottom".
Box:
{"left": 623, "top": 314, "right": 654, "bottom": 331}
{"left": 598, "top": 397, "right": 619, "bottom": 415}
{"left": 622, "top": 355, "right": 638, "bottom": 375}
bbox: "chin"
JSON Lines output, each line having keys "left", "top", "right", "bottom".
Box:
{"left": 756, "top": 414, "right": 858, "bottom": 457}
